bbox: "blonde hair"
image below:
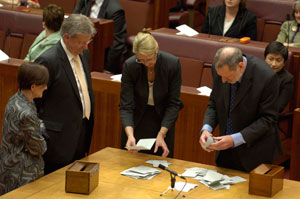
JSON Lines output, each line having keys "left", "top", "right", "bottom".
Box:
{"left": 132, "top": 29, "right": 158, "bottom": 55}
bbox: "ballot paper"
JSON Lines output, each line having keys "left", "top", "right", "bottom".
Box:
{"left": 0, "top": 50, "right": 9, "bottom": 62}
{"left": 176, "top": 24, "right": 199, "bottom": 37}
{"left": 204, "top": 134, "right": 217, "bottom": 148}
{"left": 126, "top": 138, "right": 156, "bottom": 150}
{"left": 182, "top": 167, "right": 246, "bottom": 190}
{"left": 146, "top": 160, "right": 171, "bottom": 168}
{"left": 120, "top": 166, "right": 161, "bottom": 179}
{"left": 197, "top": 86, "right": 212, "bottom": 96}
{"left": 168, "top": 182, "right": 198, "bottom": 192}
{"left": 110, "top": 74, "right": 122, "bottom": 82}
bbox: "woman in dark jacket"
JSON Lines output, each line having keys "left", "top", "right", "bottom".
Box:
{"left": 202, "top": 0, "right": 257, "bottom": 40}
{"left": 119, "top": 30, "right": 183, "bottom": 158}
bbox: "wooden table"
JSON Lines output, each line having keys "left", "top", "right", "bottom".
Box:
{"left": 1, "top": 147, "right": 299, "bottom": 199}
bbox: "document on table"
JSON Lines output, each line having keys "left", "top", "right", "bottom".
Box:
{"left": 168, "top": 182, "right": 198, "bottom": 192}
{"left": 110, "top": 74, "right": 122, "bottom": 82}
{"left": 0, "top": 50, "right": 9, "bottom": 62}
{"left": 197, "top": 86, "right": 212, "bottom": 96}
{"left": 126, "top": 138, "right": 156, "bottom": 150}
{"left": 176, "top": 24, "right": 199, "bottom": 37}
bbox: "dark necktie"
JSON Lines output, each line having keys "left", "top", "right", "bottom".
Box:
{"left": 226, "top": 82, "right": 240, "bottom": 135}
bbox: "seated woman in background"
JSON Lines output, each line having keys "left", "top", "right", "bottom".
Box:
{"left": 276, "top": 1, "right": 300, "bottom": 47}
{"left": 0, "top": 62, "right": 48, "bottom": 195}
{"left": 0, "top": 0, "right": 40, "bottom": 8}
{"left": 264, "top": 41, "right": 294, "bottom": 113}
{"left": 201, "top": 0, "right": 257, "bottom": 40}
{"left": 25, "top": 4, "right": 64, "bottom": 62}
{"left": 119, "top": 30, "right": 183, "bottom": 158}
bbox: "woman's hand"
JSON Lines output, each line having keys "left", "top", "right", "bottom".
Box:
{"left": 154, "top": 130, "right": 169, "bottom": 157}
{"left": 125, "top": 126, "right": 138, "bottom": 154}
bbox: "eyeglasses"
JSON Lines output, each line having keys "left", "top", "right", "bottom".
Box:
{"left": 135, "top": 52, "right": 157, "bottom": 65}
{"left": 78, "top": 39, "right": 93, "bottom": 45}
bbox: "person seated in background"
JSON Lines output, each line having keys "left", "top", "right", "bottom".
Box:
{"left": 119, "top": 30, "right": 183, "bottom": 158}
{"left": 264, "top": 41, "right": 294, "bottom": 113}
{"left": 25, "top": 4, "right": 64, "bottom": 62}
{"left": 73, "top": 0, "right": 127, "bottom": 74}
{"left": 277, "top": 1, "right": 300, "bottom": 47}
{"left": 0, "top": 0, "right": 40, "bottom": 8}
{"left": 201, "top": 0, "right": 257, "bottom": 40}
{"left": 0, "top": 62, "right": 48, "bottom": 196}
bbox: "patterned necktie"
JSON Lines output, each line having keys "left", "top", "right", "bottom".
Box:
{"left": 73, "top": 56, "right": 91, "bottom": 119}
{"left": 226, "top": 82, "right": 240, "bottom": 134}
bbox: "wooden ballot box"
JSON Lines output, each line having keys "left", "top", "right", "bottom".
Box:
{"left": 249, "top": 164, "right": 284, "bottom": 197}
{"left": 65, "top": 161, "right": 99, "bottom": 194}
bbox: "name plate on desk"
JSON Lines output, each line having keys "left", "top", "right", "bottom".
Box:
{"left": 65, "top": 161, "right": 99, "bottom": 195}
{"left": 249, "top": 164, "right": 284, "bottom": 197}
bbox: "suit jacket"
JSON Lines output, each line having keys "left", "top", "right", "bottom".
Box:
{"left": 203, "top": 55, "right": 282, "bottom": 172}
{"left": 201, "top": 5, "right": 257, "bottom": 40}
{"left": 24, "top": 30, "right": 61, "bottom": 62}
{"left": 34, "top": 42, "right": 95, "bottom": 166}
{"left": 277, "top": 20, "right": 300, "bottom": 47}
{"left": 74, "top": 0, "right": 127, "bottom": 73}
{"left": 119, "top": 51, "right": 183, "bottom": 130}
{"left": 277, "top": 68, "right": 294, "bottom": 113}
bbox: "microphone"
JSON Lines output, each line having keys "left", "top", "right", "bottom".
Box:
{"left": 158, "top": 164, "right": 186, "bottom": 180}
{"left": 287, "top": 14, "right": 290, "bottom": 48}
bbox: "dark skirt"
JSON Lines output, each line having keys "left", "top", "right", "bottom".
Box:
{"left": 121, "top": 105, "right": 174, "bottom": 157}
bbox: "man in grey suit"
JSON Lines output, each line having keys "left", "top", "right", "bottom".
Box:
{"left": 74, "top": 0, "right": 127, "bottom": 74}
{"left": 35, "top": 14, "right": 96, "bottom": 174}
{"left": 199, "top": 47, "right": 282, "bottom": 172}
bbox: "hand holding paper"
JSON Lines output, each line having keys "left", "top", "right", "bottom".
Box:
{"left": 126, "top": 138, "right": 156, "bottom": 151}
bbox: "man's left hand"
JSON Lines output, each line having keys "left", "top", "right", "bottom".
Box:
{"left": 207, "top": 135, "right": 234, "bottom": 150}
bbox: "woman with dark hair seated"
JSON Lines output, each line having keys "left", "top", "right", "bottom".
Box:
{"left": 25, "top": 4, "right": 64, "bottom": 61}
{"left": 264, "top": 41, "right": 294, "bottom": 113}
{"left": 202, "top": 0, "right": 257, "bottom": 40}
{"left": 0, "top": 62, "right": 48, "bottom": 195}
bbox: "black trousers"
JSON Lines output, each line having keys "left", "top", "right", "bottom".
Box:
{"left": 216, "top": 148, "right": 245, "bottom": 172}
{"left": 44, "top": 119, "right": 88, "bottom": 175}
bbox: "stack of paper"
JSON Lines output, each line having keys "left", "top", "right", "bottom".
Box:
{"left": 146, "top": 160, "right": 171, "bottom": 168}
{"left": 197, "top": 86, "right": 212, "bottom": 96}
{"left": 110, "top": 74, "right": 122, "bottom": 82}
{"left": 181, "top": 167, "right": 246, "bottom": 190}
{"left": 168, "top": 182, "right": 198, "bottom": 192}
{"left": 120, "top": 166, "right": 161, "bottom": 180}
{"left": 176, "top": 24, "right": 199, "bottom": 37}
{"left": 0, "top": 50, "right": 9, "bottom": 62}
{"left": 125, "top": 138, "right": 156, "bottom": 151}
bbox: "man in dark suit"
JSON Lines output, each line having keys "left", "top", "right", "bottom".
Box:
{"left": 74, "top": 0, "right": 127, "bottom": 74}
{"left": 34, "top": 14, "right": 96, "bottom": 174}
{"left": 199, "top": 46, "right": 282, "bottom": 172}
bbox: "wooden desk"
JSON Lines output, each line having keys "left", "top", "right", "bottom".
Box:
{"left": 0, "top": 6, "right": 114, "bottom": 72}
{"left": 1, "top": 147, "right": 300, "bottom": 199}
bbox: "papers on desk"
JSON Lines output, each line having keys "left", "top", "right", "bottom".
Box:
{"left": 110, "top": 74, "right": 122, "bottom": 82}
{"left": 181, "top": 167, "right": 246, "bottom": 190}
{"left": 126, "top": 138, "right": 156, "bottom": 151}
{"left": 197, "top": 86, "right": 212, "bottom": 96}
{"left": 120, "top": 166, "right": 161, "bottom": 180}
{"left": 0, "top": 50, "right": 9, "bottom": 62}
{"left": 146, "top": 160, "right": 171, "bottom": 168}
{"left": 176, "top": 24, "right": 199, "bottom": 37}
{"left": 0, "top": 3, "right": 3, "bottom": 7}
{"left": 168, "top": 182, "right": 198, "bottom": 192}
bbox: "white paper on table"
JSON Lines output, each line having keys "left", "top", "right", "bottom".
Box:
{"left": 146, "top": 160, "right": 171, "bottom": 168}
{"left": 203, "top": 170, "right": 224, "bottom": 182}
{"left": 168, "top": 182, "right": 198, "bottom": 192}
{"left": 0, "top": 49, "right": 9, "bottom": 62}
{"left": 0, "top": 3, "right": 3, "bottom": 7}
{"left": 197, "top": 86, "right": 212, "bottom": 96}
{"left": 126, "top": 138, "right": 156, "bottom": 150}
{"left": 110, "top": 74, "right": 122, "bottom": 82}
{"left": 230, "top": 176, "right": 247, "bottom": 184}
{"left": 176, "top": 24, "right": 199, "bottom": 37}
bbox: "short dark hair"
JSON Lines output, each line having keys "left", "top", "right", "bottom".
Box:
{"left": 43, "top": 4, "right": 64, "bottom": 32}
{"left": 264, "top": 41, "right": 288, "bottom": 62}
{"left": 214, "top": 47, "right": 243, "bottom": 70}
{"left": 18, "top": 62, "right": 49, "bottom": 90}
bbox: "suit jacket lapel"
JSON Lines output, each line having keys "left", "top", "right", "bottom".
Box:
{"left": 57, "top": 42, "right": 82, "bottom": 102}
{"left": 232, "top": 62, "right": 252, "bottom": 110}
{"left": 217, "top": 6, "right": 226, "bottom": 34}
{"left": 98, "top": 0, "right": 108, "bottom": 18}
